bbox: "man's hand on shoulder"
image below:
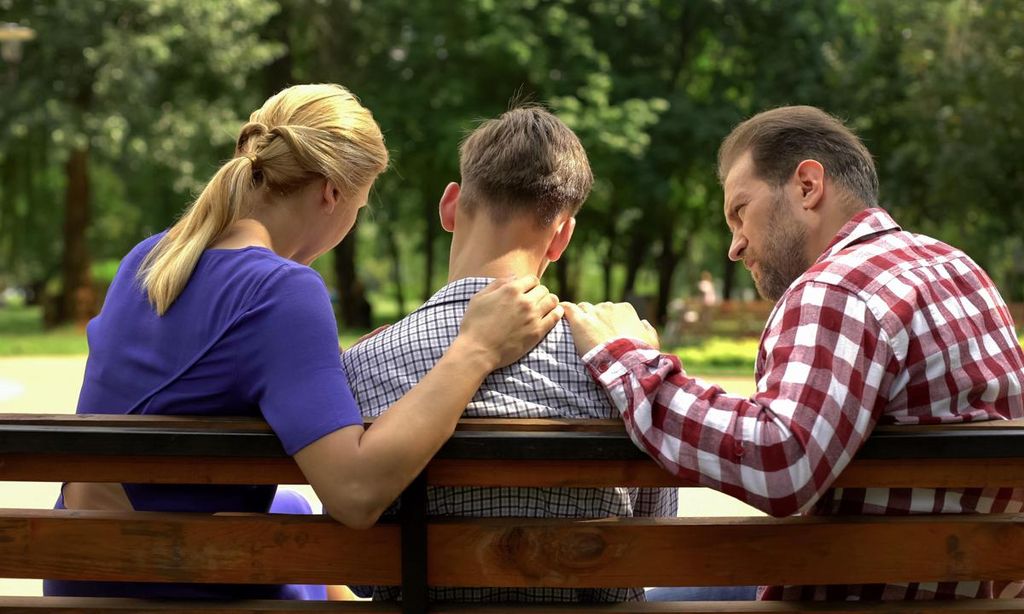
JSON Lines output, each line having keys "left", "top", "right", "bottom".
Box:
{"left": 561, "top": 301, "right": 660, "bottom": 357}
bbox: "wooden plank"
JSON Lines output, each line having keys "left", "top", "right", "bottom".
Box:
{"left": 0, "top": 414, "right": 278, "bottom": 431}
{"left": 3, "top": 598, "right": 1024, "bottom": 614}
{"left": 433, "top": 601, "right": 1024, "bottom": 613}
{"left": 9, "top": 511, "right": 1024, "bottom": 590}
{"left": 0, "top": 597, "right": 398, "bottom": 612}
{"left": 425, "top": 515, "right": 1024, "bottom": 588}
{"left": 3, "top": 414, "right": 1020, "bottom": 434}
{"left": 5, "top": 597, "right": 1024, "bottom": 613}
{"left": 0, "top": 415, "right": 626, "bottom": 433}
{"left": 6, "top": 418, "right": 1024, "bottom": 464}
{"left": 427, "top": 457, "right": 1024, "bottom": 489}
{"left": 426, "top": 459, "right": 695, "bottom": 488}
{"left": 829, "top": 458, "right": 1024, "bottom": 489}
{"left": 0, "top": 454, "right": 305, "bottom": 484}
{"left": 6, "top": 454, "right": 1024, "bottom": 489}
{"left": 0, "top": 509, "right": 400, "bottom": 585}
{"left": 875, "top": 419, "right": 1024, "bottom": 432}
{"left": 434, "top": 603, "right": 1024, "bottom": 613}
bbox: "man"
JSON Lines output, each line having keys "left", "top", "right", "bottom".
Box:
{"left": 342, "top": 105, "right": 676, "bottom": 603}
{"left": 563, "top": 105, "right": 1024, "bottom": 601}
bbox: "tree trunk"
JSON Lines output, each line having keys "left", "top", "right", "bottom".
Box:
{"left": 619, "top": 227, "right": 649, "bottom": 301}
{"left": 57, "top": 145, "right": 95, "bottom": 327}
{"left": 722, "top": 255, "right": 737, "bottom": 301}
{"left": 601, "top": 246, "right": 613, "bottom": 300}
{"left": 598, "top": 208, "right": 614, "bottom": 298}
{"left": 261, "top": 3, "right": 293, "bottom": 96}
{"left": 553, "top": 251, "right": 576, "bottom": 303}
{"left": 0, "top": 155, "right": 14, "bottom": 264}
{"left": 384, "top": 219, "right": 406, "bottom": 315}
{"left": 422, "top": 199, "right": 436, "bottom": 302}
{"left": 333, "top": 226, "right": 372, "bottom": 330}
{"left": 654, "top": 224, "right": 686, "bottom": 327}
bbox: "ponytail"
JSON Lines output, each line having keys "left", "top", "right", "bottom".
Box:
{"left": 138, "top": 155, "right": 256, "bottom": 315}
{"left": 138, "top": 83, "right": 388, "bottom": 316}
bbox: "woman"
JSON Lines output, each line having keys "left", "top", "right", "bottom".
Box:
{"left": 45, "top": 84, "right": 562, "bottom": 600}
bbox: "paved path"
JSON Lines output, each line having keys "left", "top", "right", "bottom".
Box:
{"left": 0, "top": 356, "right": 761, "bottom": 596}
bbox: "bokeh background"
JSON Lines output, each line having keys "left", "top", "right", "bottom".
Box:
{"left": 2, "top": 0, "right": 1022, "bottom": 340}
{"left": 1, "top": 0, "right": 1023, "bottom": 597}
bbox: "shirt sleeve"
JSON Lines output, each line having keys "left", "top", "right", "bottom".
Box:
{"left": 584, "top": 281, "right": 898, "bottom": 516}
{"left": 237, "top": 265, "right": 363, "bottom": 455}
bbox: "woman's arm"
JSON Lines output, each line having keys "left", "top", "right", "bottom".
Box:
{"left": 294, "top": 275, "right": 562, "bottom": 528}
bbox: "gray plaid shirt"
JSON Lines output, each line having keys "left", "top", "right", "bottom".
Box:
{"left": 341, "top": 277, "right": 676, "bottom": 603}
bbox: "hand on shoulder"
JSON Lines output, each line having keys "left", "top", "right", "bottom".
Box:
{"left": 561, "top": 301, "right": 660, "bottom": 357}
{"left": 456, "top": 275, "right": 563, "bottom": 370}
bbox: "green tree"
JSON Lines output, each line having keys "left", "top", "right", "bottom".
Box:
{"left": 0, "top": 0, "right": 281, "bottom": 324}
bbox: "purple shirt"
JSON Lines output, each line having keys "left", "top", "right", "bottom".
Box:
{"left": 54, "top": 233, "right": 361, "bottom": 599}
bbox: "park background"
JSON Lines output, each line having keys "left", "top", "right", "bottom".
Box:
{"left": 1, "top": 0, "right": 1023, "bottom": 598}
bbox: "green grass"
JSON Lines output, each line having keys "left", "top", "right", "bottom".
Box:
{"left": 3, "top": 306, "right": 1023, "bottom": 381}
{"left": 0, "top": 305, "right": 761, "bottom": 374}
{"left": 668, "top": 337, "right": 761, "bottom": 377}
{"left": 0, "top": 306, "right": 89, "bottom": 356}
{"left": 0, "top": 306, "right": 372, "bottom": 357}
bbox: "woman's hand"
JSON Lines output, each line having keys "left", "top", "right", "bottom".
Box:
{"left": 561, "top": 301, "right": 660, "bottom": 356}
{"left": 299, "top": 275, "right": 563, "bottom": 528}
{"left": 456, "top": 275, "right": 563, "bottom": 370}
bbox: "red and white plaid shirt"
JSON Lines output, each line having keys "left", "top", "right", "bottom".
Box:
{"left": 584, "top": 208, "right": 1024, "bottom": 601}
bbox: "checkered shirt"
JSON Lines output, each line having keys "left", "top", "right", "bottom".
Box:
{"left": 584, "top": 208, "right": 1024, "bottom": 601}
{"left": 341, "top": 277, "right": 677, "bottom": 603}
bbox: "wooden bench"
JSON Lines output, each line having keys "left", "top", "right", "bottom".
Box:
{"left": 3, "top": 413, "right": 1024, "bottom": 613}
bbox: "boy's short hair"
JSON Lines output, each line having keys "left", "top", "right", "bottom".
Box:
{"left": 458, "top": 105, "right": 593, "bottom": 226}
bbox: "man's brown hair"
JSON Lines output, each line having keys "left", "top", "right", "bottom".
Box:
{"left": 459, "top": 105, "right": 593, "bottom": 226}
{"left": 717, "top": 105, "right": 878, "bottom": 207}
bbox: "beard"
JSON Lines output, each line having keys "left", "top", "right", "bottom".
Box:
{"left": 752, "top": 192, "right": 811, "bottom": 302}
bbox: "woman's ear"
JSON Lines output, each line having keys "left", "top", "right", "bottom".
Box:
{"left": 322, "top": 179, "right": 341, "bottom": 215}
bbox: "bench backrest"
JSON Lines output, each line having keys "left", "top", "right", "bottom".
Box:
{"left": 3, "top": 414, "right": 1024, "bottom": 613}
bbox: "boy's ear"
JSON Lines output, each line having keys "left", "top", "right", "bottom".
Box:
{"left": 545, "top": 216, "right": 576, "bottom": 262}
{"left": 439, "top": 182, "right": 461, "bottom": 232}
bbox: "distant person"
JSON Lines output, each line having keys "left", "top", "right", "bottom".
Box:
{"left": 46, "top": 84, "right": 561, "bottom": 601}
{"left": 562, "top": 105, "right": 1024, "bottom": 601}
{"left": 698, "top": 270, "right": 717, "bottom": 307}
{"left": 696, "top": 270, "right": 718, "bottom": 335}
{"left": 342, "top": 105, "right": 676, "bottom": 603}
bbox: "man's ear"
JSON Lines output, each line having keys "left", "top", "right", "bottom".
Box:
{"left": 545, "top": 216, "right": 577, "bottom": 262}
{"left": 794, "top": 159, "right": 825, "bottom": 210}
{"left": 438, "top": 182, "right": 460, "bottom": 233}
{"left": 321, "top": 179, "right": 341, "bottom": 215}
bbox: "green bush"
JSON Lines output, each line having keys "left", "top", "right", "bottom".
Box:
{"left": 668, "top": 337, "right": 760, "bottom": 376}
{"left": 0, "top": 306, "right": 89, "bottom": 355}
{"left": 2, "top": 306, "right": 1023, "bottom": 372}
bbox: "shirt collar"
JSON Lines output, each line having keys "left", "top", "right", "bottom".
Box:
{"left": 815, "top": 207, "right": 901, "bottom": 264}
{"left": 414, "top": 277, "right": 494, "bottom": 313}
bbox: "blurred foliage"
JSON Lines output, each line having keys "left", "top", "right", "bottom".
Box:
{"left": 0, "top": 305, "right": 88, "bottom": 355}
{"left": 0, "top": 0, "right": 1022, "bottom": 328}
{"left": 2, "top": 305, "right": 1022, "bottom": 367}
{"left": 671, "top": 337, "right": 761, "bottom": 374}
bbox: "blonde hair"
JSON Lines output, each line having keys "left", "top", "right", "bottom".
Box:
{"left": 139, "top": 83, "right": 388, "bottom": 315}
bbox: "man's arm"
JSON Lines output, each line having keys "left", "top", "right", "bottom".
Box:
{"left": 565, "top": 283, "right": 898, "bottom": 516}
